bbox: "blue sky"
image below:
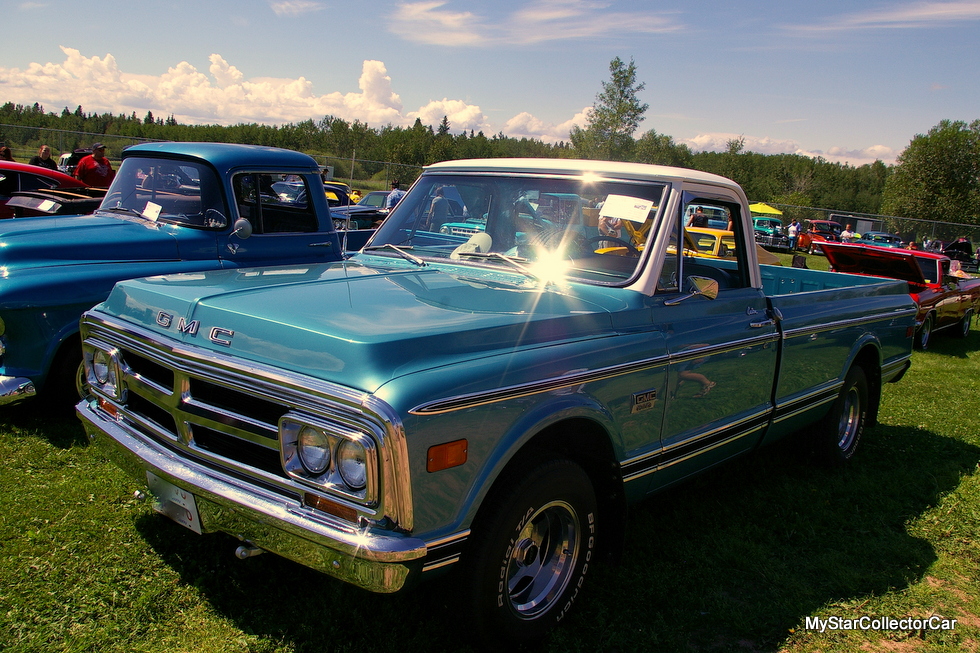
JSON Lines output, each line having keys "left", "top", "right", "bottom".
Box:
{"left": 3, "top": 0, "right": 979, "bottom": 165}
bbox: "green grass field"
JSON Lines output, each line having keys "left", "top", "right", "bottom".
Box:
{"left": 1, "top": 253, "right": 977, "bottom": 652}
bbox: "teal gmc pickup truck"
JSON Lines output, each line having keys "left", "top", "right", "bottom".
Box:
{"left": 76, "top": 159, "right": 916, "bottom": 646}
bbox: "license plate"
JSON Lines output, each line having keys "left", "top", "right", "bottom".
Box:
{"left": 146, "top": 472, "right": 202, "bottom": 534}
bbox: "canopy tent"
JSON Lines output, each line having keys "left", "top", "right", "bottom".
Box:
{"left": 749, "top": 202, "right": 783, "bottom": 216}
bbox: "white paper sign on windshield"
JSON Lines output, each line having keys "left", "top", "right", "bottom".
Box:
{"left": 143, "top": 202, "right": 162, "bottom": 221}
{"left": 599, "top": 195, "right": 655, "bottom": 223}
{"left": 38, "top": 199, "right": 57, "bottom": 212}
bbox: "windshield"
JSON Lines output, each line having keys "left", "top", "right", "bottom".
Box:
{"left": 814, "top": 222, "right": 842, "bottom": 235}
{"left": 366, "top": 174, "right": 667, "bottom": 285}
{"left": 98, "top": 156, "right": 225, "bottom": 228}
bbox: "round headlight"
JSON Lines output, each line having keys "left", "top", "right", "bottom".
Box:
{"left": 337, "top": 439, "right": 367, "bottom": 490}
{"left": 93, "top": 349, "right": 113, "bottom": 385}
{"left": 297, "top": 426, "right": 331, "bottom": 475}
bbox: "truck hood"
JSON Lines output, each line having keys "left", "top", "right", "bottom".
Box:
{"left": 99, "top": 260, "right": 620, "bottom": 393}
{"left": 821, "top": 242, "right": 928, "bottom": 286}
{"left": 0, "top": 212, "right": 181, "bottom": 270}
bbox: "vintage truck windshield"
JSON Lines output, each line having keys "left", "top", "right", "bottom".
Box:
{"left": 369, "top": 174, "right": 667, "bottom": 284}
{"left": 97, "top": 156, "right": 226, "bottom": 228}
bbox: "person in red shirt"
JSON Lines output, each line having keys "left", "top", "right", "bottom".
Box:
{"left": 74, "top": 142, "right": 116, "bottom": 187}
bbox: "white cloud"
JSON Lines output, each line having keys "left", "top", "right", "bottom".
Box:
{"left": 682, "top": 132, "right": 897, "bottom": 165}
{"left": 0, "top": 49, "right": 473, "bottom": 129}
{"left": 503, "top": 107, "right": 590, "bottom": 143}
{"left": 389, "top": 0, "right": 682, "bottom": 46}
{"left": 409, "top": 98, "right": 491, "bottom": 133}
{"left": 784, "top": 1, "right": 980, "bottom": 33}
{"left": 269, "top": 1, "right": 324, "bottom": 17}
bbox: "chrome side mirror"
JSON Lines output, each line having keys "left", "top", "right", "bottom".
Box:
{"left": 231, "top": 218, "right": 252, "bottom": 239}
{"left": 664, "top": 275, "right": 719, "bottom": 306}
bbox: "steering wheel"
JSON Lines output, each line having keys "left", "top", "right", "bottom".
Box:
{"left": 585, "top": 235, "right": 641, "bottom": 256}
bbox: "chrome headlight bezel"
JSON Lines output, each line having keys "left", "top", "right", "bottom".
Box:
{"left": 280, "top": 413, "right": 378, "bottom": 504}
{"left": 337, "top": 439, "right": 368, "bottom": 490}
{"left": 83, "top": 345, "right": 124, "bottom": 401}
{"left": 297, "top": 425, "right": 332, "bottom": 475}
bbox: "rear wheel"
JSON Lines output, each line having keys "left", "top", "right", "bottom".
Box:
{"left": 813, "top": 366, "right": 868, "bottom": 465}
{"left": 462, "top": 459, "right": 597, "bottom": 648}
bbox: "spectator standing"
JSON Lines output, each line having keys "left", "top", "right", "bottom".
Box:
{"left": 74, "top": 143, "right": 115, "bottom": 187}
{"left": 28, "top": 145, "right": 58, "bottom": 171}
{"left": 0, "top": 146, "right": 14, "bottom": 162}
{"left": 426, "top": 186, "right": 450, "bottom": 231}
{"left": 385, "top": 181, "right": 406, "bottom": 209}
{"left": 787, "top": 219, "right": 800, "bottom": 250}
{"left": 841, "top": 223, "right": 856, "bottom": 243}
{"left": 687, "top": 206, "right": 708, "bottom": 227}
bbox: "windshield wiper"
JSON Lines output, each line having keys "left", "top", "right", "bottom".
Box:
{"left": 101, "top": 206, "right": 147, "bottom": 218}
{"left": 363, "top": 243, "right": 427, "bottom": 267}
{"left": 454, "top": 251, "right": 539, "bottom": 281}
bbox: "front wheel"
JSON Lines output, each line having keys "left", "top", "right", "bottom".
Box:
{"left": 953, "top": 309, "right": 973, "bottom": 339}
{"left": 812, "top": 366, "right": 868, "bottom": 465}
{"left": 462, "top": 459, "right": 598, "bottom": 647}
{"left": 917, "top": 314, "right": 934, "bottom": 350}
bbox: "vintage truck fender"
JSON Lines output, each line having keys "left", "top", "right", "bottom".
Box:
{"left": 0, "top": 256, "right": 227, "bottom": 401}
{"left": 393, "top": 372, "right": 622, "bottom": 542}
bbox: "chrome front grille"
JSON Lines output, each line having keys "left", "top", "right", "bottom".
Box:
{"left": 80, "top": 311, "right": 414, "bottom": 530}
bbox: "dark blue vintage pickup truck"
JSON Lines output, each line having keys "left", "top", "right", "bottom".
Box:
{"left": 0, "top": 142, "right": 354, "bottom": 406}
{"left": 77, "top": 159, "right": 916, "bottom": 646}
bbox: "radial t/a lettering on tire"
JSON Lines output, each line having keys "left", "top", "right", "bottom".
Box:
{"left": 463, "top": 458, "right": 597, "bottom": 647}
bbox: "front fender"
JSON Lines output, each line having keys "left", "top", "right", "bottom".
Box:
{"left": 402, "top": 387, "right": 618, "bottom": 541}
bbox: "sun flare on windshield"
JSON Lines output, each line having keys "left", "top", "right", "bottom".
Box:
{"left": 527, "top": 244, "right": 572, "bottom": 285}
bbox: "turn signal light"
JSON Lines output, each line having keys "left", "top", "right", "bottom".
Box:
{"left": 303, "top": 492, "right": 358, "bottom": 523}
{"left": 427, "top": 439, "right": 468, "bottom": 472}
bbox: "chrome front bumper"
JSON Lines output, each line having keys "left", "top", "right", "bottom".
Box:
{"left": 0, "top": 376, "right": 36, "bottom": 406}
{"left": 77, "top": 400, "right": 427, "bottom": 593}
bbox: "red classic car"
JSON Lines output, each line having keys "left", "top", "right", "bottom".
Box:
{"left": 823, "top": 242, "right": 980, "bottom": 349}
{"left": 0, "top": 160, "right": 90, "bottom": 218}
{"left": 797, "top": 219, "right": 843, "bottom": 254}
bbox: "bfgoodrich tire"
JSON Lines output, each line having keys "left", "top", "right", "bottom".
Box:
{"left": 463, "top": 458, "right": 598, "bottom": 648}
{"left": 813, "top": 366, "right": 868, "bottom": 466}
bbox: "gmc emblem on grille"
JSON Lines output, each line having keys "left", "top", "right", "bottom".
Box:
{"left": 156, "top": 311, "right": 235, "bottom": 346}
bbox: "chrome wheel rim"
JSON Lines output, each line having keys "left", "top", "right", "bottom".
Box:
{"left": 920, "top": 318, "right": 932, "bottom": 349}
{"left": 505, "top": 500, "right": 580, "bottom": 620}
{"left": 836, "top": 385, "right": 861, "bottom": 452}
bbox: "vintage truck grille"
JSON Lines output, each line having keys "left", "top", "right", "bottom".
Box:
{"left": 117, "top": 345, "right": 293, "bottom": 482}
{"left": 444, "top": 225, "right": 481, "bottom": 237}
{"left": 79, "top": 312, "right": 413, "bottom": 528}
